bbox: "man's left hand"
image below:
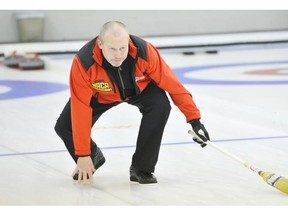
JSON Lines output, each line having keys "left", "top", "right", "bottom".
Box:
{"left": 189, "top": 119, "right": 210, "bottom": 147}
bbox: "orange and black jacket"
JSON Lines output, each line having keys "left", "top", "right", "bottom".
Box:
{"left": 70, "top": 35, "right": 201, "bottom": 156}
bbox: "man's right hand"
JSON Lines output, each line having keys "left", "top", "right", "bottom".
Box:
{"left": 72, "top": 156, "right": 95, "bottom": 185}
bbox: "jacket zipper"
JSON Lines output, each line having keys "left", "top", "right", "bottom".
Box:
{"left": 131, "top": 54, "right": 140, "bottom": 96}
{"left": 118, "top": 67, "right": 126, "bottom": 99}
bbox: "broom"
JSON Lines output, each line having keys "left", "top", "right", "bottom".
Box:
{"left": 188, "top": 130, "right": 288, "bottom": 194}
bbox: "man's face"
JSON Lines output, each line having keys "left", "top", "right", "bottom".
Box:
{"left": 98, "top": 34, "right": 129, "bottom": 67}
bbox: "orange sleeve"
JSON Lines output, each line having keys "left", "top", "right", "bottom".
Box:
{"left": 69, "top": 56, "right": 93, "bottom": 156}
{"left": 146, "top": 43, "right": 201, "bottom": 122}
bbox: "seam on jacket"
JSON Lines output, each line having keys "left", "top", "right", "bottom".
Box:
{"left": 130, "top": 35, "right": 147, "bottom": 61}
{"left": 77, "top": 38, "right": 97, "bottom": 71}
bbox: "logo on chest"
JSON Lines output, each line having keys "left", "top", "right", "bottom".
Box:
{"left": 92, "top": 80, "right": 112, "bottom": 92}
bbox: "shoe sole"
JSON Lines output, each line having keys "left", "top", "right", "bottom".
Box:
{"left": 130, "top": 176, "right": 138, "bottom": 182}
{"left": 130, "top": 176, "right": 158, "bottom": 184}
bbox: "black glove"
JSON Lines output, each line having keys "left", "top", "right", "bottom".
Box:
{"left": 189, "top": 119, "right": 210, "bottom": 147}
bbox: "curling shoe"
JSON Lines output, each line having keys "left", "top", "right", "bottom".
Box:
{"left": 73, "top": 147, "right": 105, "bottom": 180}
{"left": 130, "top": 165, "right": 157, "bottom": 184}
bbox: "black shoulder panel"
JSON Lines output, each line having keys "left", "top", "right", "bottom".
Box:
{"left": 130, "top": 35, "right": 147, "bottom": 61}
{"left": 76, "top": 38, "right": 97, "bottom": 71}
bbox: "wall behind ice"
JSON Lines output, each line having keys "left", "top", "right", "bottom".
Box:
{"left": 0, "top": 10, "right": 288, "bottom": 43}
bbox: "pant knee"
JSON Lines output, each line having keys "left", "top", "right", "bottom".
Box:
{"left": 156, "top": 97, "right": 171, "bottom": 116}
{"left": 54, "top": 120, "right": 70, "bottom": 140}
{"left": 162, "top": 99, "right": 171, "bottom": 114}
{"left": 54, "top": 120, "right": 62, "bottom": 138}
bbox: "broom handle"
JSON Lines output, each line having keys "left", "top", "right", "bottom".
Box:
{"left": 205, "top": 140, "right": 246, "bottom": 164}
{"left": 188, "top": 130, "right": 258, "bottom": 172}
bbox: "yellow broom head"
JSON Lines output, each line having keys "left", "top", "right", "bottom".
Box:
{"left": 258, "top": 171, "right": 288, "bottom": 194}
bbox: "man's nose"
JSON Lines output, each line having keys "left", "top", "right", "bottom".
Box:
{"left": 115, "top": 50, "right": 122, "bottom": 58}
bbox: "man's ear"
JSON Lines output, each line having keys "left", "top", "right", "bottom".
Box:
{"left": 97, "top": 38, "right": 102, "bottom": 49}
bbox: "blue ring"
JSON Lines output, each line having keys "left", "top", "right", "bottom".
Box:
{"left": 173, "top": 60, "right": 288, "bottom": 85}
{"left": 0, "top": 80, "right": 68, "bottom": 100}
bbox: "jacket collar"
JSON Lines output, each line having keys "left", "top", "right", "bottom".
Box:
{"left": 93, "top": 35, "right": 137, "bottom": 66}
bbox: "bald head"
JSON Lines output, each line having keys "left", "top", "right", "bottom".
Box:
{"left": 98, "top": 21, "right": 130, "bottom": 67}
{"left": 99, "top": 21, "right": 129, "bottom": 43}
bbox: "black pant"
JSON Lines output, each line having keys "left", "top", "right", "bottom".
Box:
{"left": 54, "top": 81, "right": 171, "bottom": 173}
